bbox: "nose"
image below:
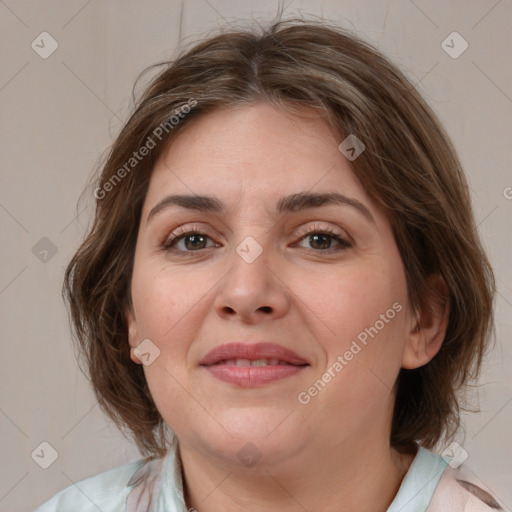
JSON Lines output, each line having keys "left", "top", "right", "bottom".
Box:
{"left": 213, "top": 245, "right": 291, "bottom": 324}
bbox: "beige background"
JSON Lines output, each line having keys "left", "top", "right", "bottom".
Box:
{"left": 0, "top": 0, "right": 511, "bottom": 510}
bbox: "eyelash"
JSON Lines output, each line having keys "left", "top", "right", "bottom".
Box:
{"left": 160, "top": 223, "right": 352, "bottom": 255}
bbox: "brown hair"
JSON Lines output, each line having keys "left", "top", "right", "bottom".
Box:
{"left": 63, "top": 18, "right": 495, "bottom": 457}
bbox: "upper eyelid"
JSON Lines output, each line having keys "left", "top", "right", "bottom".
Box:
{"left": 163, "top": 222, "right": 351, "bottom": 248}
{"left": 165, "top": 221, "right": 348, "bottom": 238}
{"left": 294, "top": 222, "right": 348, "bottom": 237}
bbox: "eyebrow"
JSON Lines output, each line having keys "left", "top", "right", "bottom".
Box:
{"left": 147, "top": 191, "right": 375, "bottom": 224}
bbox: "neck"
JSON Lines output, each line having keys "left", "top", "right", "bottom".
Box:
{"left": 178, "top": 436, "right": 416, "bottom": 512}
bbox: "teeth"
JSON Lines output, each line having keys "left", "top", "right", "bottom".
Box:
{"left": 218, "top": 358, "right": 286, "bottom": 367}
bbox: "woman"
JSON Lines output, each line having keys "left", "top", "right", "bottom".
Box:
{"left": 36, "top": 18, "right": 500, "bottom": 512}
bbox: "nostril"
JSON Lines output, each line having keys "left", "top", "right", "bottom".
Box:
{"left": 259, "top": 306, "right": 272, "bottom": 313}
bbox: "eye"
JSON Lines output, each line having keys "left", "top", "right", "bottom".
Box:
{"left": 295, "top": 224, "right": 351, "bottom": 252}
{"left": 162, "top": 226, "right": 218, "bottom": 253}
{"left": 160, "top": 223, "right": 352, "bottom": 255}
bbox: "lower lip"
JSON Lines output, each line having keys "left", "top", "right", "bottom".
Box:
{"left": 202, "top": 364, "right": 306, "bottom": 387}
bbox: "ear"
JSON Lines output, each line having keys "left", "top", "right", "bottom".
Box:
{"left": 126, "top": 307, "right": 142, "bottom": 365}
{"left": 402, "top": 273, "right": 450, "bottom": 370}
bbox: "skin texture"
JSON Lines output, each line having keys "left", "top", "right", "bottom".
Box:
{"left": 126, "top": 101, "right": 449, "bottom": 512}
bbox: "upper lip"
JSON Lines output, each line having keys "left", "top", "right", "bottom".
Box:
{"left": 199, "top": 342, "right": 309, "bottom": 366}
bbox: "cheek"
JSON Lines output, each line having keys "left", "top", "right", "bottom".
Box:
{"left": 132, "top": 266, "right": 208, "bottom": 431}
{"left": 300, "top": 261, "right": 407, "bottom": 341}
{"left": 131, "top": 263, "right": 206, "bottom": 342}
{"left": 129, "top": 265, "right": 212, "bottom": 417}
{"left": 303, "top": 270, "right": 407, "bottom": 414}
{"left": 303, "top": 261, "right": 409, "bottom": 394}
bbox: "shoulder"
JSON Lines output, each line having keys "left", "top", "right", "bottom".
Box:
{"left": 427, "top": 460, "right": 502, "bottom": 511}
{"left": 34, "top": 458, "right": 148, "bottom": 512}
{"left": 388, "top": 446, "right": 503, "bottom": 512}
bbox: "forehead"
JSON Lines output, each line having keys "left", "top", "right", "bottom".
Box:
{"left": 142, "top": 102, "right": 376, "bottom": 217}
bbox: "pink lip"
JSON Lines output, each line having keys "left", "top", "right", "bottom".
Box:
{"left": 199, "top": 342, "right": 309, "bottom": 387}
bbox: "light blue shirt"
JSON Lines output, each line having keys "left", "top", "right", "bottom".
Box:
{"left": 35, "top": 444, "right": 448, "bottom": 511}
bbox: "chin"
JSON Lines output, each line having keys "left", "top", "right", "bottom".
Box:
{"left": 186, "top": 410, "right": 308, "bottom": 468}
{"left": 218, "top": 406, "right": 297, "bottom": 436}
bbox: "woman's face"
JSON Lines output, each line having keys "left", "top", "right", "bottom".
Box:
{"left": 127, "top": 101, "right": 418, "bottom": 468}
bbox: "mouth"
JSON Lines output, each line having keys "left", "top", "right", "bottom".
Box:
{"left": 211, "top": 358, "right": 301, "bottom": 367}
{"left": 199, "top": 342, "right": 309, "bottom": 387}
